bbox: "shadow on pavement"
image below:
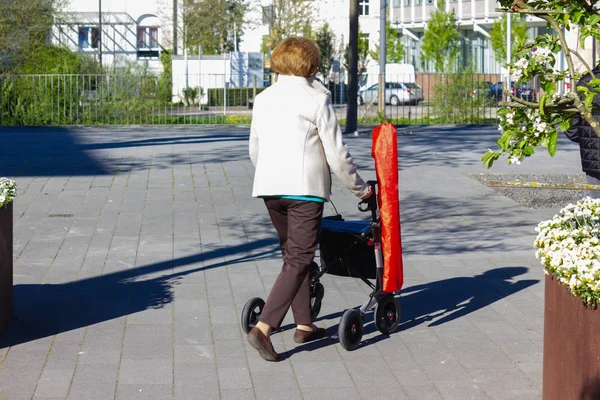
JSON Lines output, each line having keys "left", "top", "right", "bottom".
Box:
{"left": 279, "top": 266, "right": 538, "bottom": 358}
{"left": 0, "top": 127, "right": 110, "bottom": 177}
{"left": 0, "top": 237, "right": 277, "bottom": 349}
{"left": 0, "top": 126, "right": 253, "bottom": 177}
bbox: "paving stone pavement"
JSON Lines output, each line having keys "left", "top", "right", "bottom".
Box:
{"left": 0, "top": 125, "right": 585, "bottom": 400}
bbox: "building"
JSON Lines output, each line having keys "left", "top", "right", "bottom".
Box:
{"left": 51, "top": 0, "right": 176, "bottom": 72}
{"left": 390, "top": 0, "right": 551, "bottom": 73}
{"left": 241, "top": 1, "right": 560, "bottom": 75}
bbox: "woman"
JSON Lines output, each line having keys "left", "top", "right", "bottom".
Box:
{"left": 248, "top": 37, "right": 371, "bottom": 361}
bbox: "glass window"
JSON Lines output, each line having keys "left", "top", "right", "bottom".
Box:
{"left": 79, "top": 27, "right": 99, "bottom": 49}
{"left": 137, "top": 27, "right": 159, "bottom": 48}
{"left": 91, "top": 27, "right": 100, "bottom": 49}
{"left": 359, "top": 0, "right": 369, "bottom": 16}
{"left": 404, "top": 82, "right": 420, "bottom": 89}
{"left": 78, "top": 27, "right": 89, "bottom": 48}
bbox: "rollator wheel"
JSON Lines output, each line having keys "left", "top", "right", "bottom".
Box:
{"left": 309, "top": 282, "right": 325, "bottom": 321}
{"left": 374, "top": 296, "right": 401, "bottom": 335}
{"left": 241, "top": 297, "right": 265, "bottom": 334}
{"left": 338, "top": 309, "right": 363, "bottom": 351}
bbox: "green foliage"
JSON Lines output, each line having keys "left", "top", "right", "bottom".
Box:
{"left": 420, "top": 0, "right": 460, "bottom": 72}
{"left": 0, "top": 0, "right": 63, "bottom": 71}
{"left": 490, "top": 14, "right": 528, "bottom": 64}
{"left": 485, "top": 0, "right": 600, "bottom": 169}
{"left": 431, "top": 65, "right": 493, "bottom": 124}
{"left": 185, "top": 0, "right": 248, "bottom": 55}
{"left": 343, "top": 30, "right": 371, "bottom": 71}
{"left": 206, "top": 88, "right": 266, "bottom": 107}
{"left": 315, "top": 24, "right": 335, "bottom": 79}
{"left": 182, "top": 87, "right": 205, "bottom": 106}
{"left": 263, "top": 0, "right": 316, "bottom": 53}
{"left": 368, "top": 21, "right": 405, "bottom": 64}
{"left": 14, "top": 46, "right": 101, "bottom": 75}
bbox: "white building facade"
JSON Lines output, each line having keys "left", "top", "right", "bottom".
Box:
{"left": 52, "top": 0, "right": 177, "bottom": 72}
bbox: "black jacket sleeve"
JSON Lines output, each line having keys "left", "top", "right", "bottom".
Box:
{"left": 564, "top": 115, "right": 581, "bottom": 143}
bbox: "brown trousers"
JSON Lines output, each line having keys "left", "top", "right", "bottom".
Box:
{"left": 259, "top": 198, "right": 324, "bottom": 329}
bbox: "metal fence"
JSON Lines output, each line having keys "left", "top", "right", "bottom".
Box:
{"left": 0, "top": 73, "right": 509, "bottom": 126}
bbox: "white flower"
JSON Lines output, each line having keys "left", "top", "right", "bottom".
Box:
{"left": 509, "top": 155, "right": 521, "bottom": 165}
{"left": 531, "top": 47, "right": 552, "bottom": 64}
{"left": 535, "top": 196, "right": 600, "bottom": 306}
{"left": 0, "top": 178, "right": 16, "bottom": 208}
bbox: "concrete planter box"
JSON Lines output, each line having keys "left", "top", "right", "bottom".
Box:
{"left": 543, "top": 275, "right": 600, "bottom": 399}
{"left": 0, "top": 202, "right": 12, "bottom": 334}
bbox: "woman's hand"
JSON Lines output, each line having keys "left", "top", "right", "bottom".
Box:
{"left": 361, "top": 186, "right": 373, "bottom": 200}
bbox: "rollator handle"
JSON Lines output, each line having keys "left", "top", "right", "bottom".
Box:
{"left": 358, "top": 181, "right": 377, "bottom": 213}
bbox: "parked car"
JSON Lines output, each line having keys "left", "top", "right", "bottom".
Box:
{"left": 471, "top": 81, "right": 493, "bottom": 98}
{"left": 359, "top": 81, "right": 424, "bottom": 105}
{"left": 488, "top": 81, "right": 537, "bottom": 102}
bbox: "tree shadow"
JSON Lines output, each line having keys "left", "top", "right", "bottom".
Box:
{"left": 0, "top": 126, "right": 255, "bottom": 178}
{"left": 0, "top": 237, "right": 278, "bottom": 349}
{"left": 279, "top": 266, "right": 538, "bottom": 357}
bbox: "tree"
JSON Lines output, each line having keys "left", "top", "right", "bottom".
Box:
{"left": 315, "top": 24, "right": 335, "bottom": 79}
{"left": 261, "top": 0, "right": 315, "bottom": 53}
{"left": 489, "top": 14, "right": 528, "bottom": 65}
{"left": 343, "top": 31, "right": 370, "bottom": 72}
{"left": 0, "top": 0, "right": 68, "bottom": 71}
{"left": 158, "top": 0, "right": 247, "bottom": 55}
{"left": 420, "top": 0, "right": 460, "bottom": 72}
{"left": 483, "top": 0, "right": 600, "bottom": 168}
{"left": 369, "top": 21, "right": 405, "bottom": 64}
{"left": 187, "top": 0, "right": 248, "bottom": 55}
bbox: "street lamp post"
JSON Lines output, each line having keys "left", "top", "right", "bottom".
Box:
{"left": 99, "top": 0, "right": 103, "bottom": 65}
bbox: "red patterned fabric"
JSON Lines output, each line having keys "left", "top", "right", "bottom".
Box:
{"left": 372, "top": 123, "right": 404, "bottom": 293}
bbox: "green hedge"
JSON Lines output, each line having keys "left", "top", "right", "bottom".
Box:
{"left": 207, "top": 88, "right": 266, "bottom": 107}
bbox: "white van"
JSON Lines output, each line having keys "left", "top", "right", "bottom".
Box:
{"left": 359, "top": 63, "right": 416, "bottom": 89}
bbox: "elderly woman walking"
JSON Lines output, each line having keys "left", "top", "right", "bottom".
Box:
{"left": 248, "top": 37, "right": 371, "bottom": 361}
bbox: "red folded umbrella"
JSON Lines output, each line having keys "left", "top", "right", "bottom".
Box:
{"left": 372, "top": 123, "right": 404, "bottom": 293}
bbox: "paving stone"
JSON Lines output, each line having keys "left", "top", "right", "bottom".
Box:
{"left": 118, "top": 359, "right": 172, "bottom": 385}
{"left": 115, "top": 384, "right": 173, "bottom": 400}
{"left": 33, "top": 368, "right": 74, "bottom": 398}
{"left": 68, "top": 364, "right": 119, "bottom": 400}
{"left": 1, "top": 125, "right": 571, "bottom": 400}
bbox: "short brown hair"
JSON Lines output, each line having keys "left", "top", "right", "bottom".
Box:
{"left": 270, "top": 37, "right": 320, "bottom": 77}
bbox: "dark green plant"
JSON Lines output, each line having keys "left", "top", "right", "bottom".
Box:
{"left": 315, "top": 24, "right": 335, "bottom": 80}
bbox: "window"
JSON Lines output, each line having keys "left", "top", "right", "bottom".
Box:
{"left": 359, "top": 0, "right": 369, "bottom": 16}
{"left": 78, "top": 27, "right": 100, "bottom": 49}
{"left": 137, "top": 27, "right": 158, "bottom": 49}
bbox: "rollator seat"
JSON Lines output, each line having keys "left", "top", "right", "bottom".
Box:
{"left": 320, "top": 219, "right": 371, "bottom": 234}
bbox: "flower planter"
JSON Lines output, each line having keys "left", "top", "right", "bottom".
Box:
{"left": 543, "top": 275, "right": 600, "bottom": 400}
{"left": 0, "top": 202, "right": 12, "bottom": 334}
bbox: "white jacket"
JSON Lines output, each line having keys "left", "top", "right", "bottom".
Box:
{"left": 249, "top": 75, "right": 369, "bottom": 201}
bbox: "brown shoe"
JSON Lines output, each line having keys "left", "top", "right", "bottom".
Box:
{"left": 293, "top": 327, "right": 327, "bottom": 344}
{"left": 247, "top": 328, "right": 280, "bottom": 362}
